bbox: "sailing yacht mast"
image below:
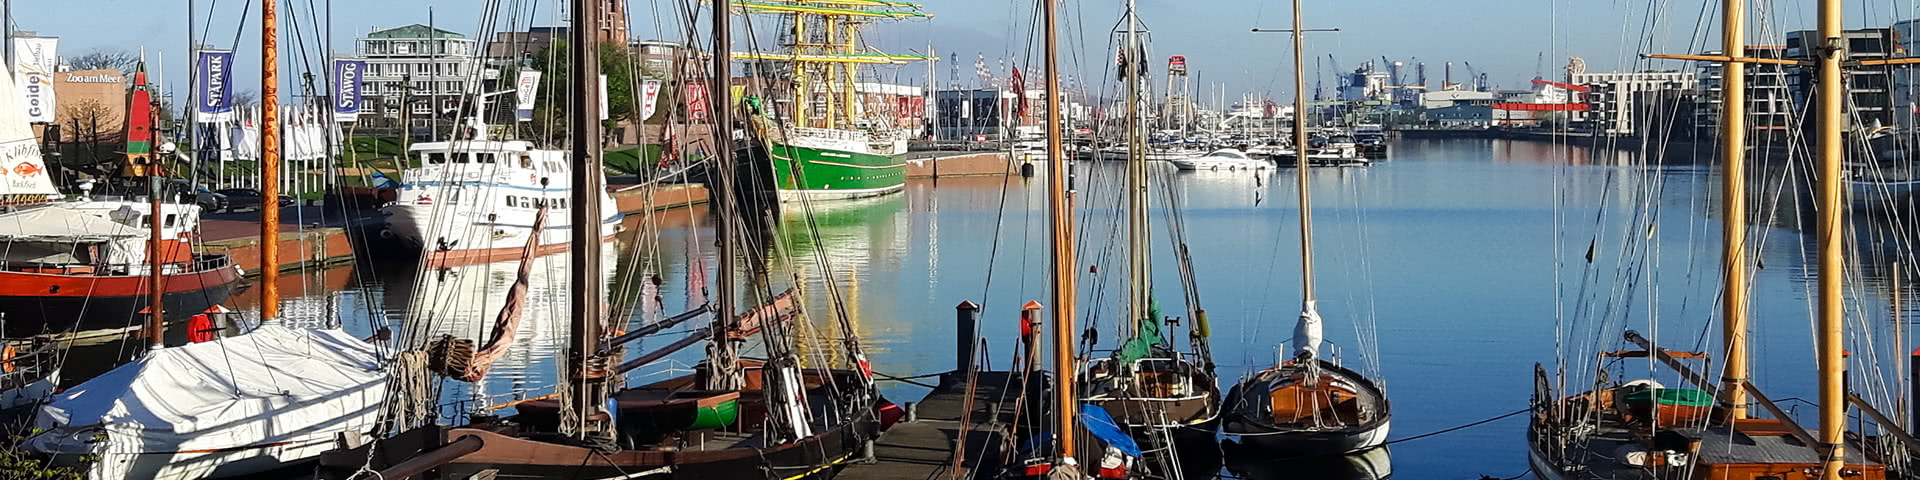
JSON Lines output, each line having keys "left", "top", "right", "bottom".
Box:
{"left": 261, "top": 0, "right": 280, "bottom": 321}
{"left": 1043, "top": 0, "right": 1076, "bottom": 464}
{"left": 707, "top": 0, "right": 744, "bottom": 391}
{"left": 1717, "top": 0, "right": 1751, "bottom": 422}
{"left": 1289, "top": 0, "right": 1320, "bottom": 359}
{"left": 565, "top": 0, "right": 610, "bottom": 438}
{"left": 1124, "top": 0, "right": 1147, "bottom": 335}
{"left": 1815, "top": 0, "right": 1846, "bottom": 477}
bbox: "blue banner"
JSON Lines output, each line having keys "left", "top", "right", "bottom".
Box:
{"left": 332, "top": 59, "right": 366, "bottom": 122}
{"left": 195, "top": 50, "right": 234, "bottom": 122}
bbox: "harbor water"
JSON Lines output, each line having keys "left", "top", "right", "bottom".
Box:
{"left": 152, "top": 137, "right": 1910, "bottom": 479}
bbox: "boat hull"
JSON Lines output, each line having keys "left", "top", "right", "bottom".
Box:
{"left": 0, "top": 260, "right": 244, "bottom": 337}
{"left": 767, "top": 140, "right": 907, "bottom": 202}
{"left": 1221, "top": 360, "right": 1392, "bottom": 457}
{"left": 383, "top": 203, "right": 623, "bottom": 268}
{"left": 50, "top": 438, "right": 337, "bottom": 480}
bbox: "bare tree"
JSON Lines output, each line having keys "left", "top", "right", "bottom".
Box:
{"left": 231, "top": 89, "right": 259, "bottom": 105}
{"left": 65, "top": 48, "right": 140, "bottom": 74}
{"left": 59, "top": 99, "right": 122, "bottom": 168}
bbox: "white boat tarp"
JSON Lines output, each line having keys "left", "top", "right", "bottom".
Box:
{"left": 0, "top": 205, "right": 145, "bottom": 241}
{"left": 0, "top": 60, "right": 63, "bottom": 198}
{"left": 29, "top": 325, "right": 387, "bottom": 453}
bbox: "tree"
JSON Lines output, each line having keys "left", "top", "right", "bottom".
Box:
{"left": 231, "top": 89, "right": 260, "bottom": 105}
{"left": 66, "top": 48, "right": 139, "bottom": 74}
{"left": 58, "top": 99, "right": 122, "bottom": 169}
{"left": 523, "top": 41, "right": 637, "bottom": 144}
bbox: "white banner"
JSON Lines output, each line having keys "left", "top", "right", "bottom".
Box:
{"left": 639, "top": 79, "right": 662, "bottom": 121}
{"left": 513, "top": 71, "right": 541, "bottom": 122}
{"left": 597, "top": 74, "right": 608, "bottom": 121}
{"left": 12, "top": 37, "right": 57, "bottom": 124}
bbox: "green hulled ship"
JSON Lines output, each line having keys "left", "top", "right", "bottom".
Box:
{"left": 730, "top": 0, "right": 931, "bottom": 202}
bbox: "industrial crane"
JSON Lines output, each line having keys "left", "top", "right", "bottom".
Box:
{"left": 1463, "top": 61, "right": 1482, "bottom": 91}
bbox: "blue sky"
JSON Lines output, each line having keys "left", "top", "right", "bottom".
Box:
{"left": 10, "top": 0, "right": 1920, "bottom": 102}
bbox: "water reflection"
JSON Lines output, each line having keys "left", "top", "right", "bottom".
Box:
{"left": 1223, "top": 445, "right": 1392, "bottom": 480}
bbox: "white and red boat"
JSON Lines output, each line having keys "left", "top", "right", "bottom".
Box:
{"left": 0, "top": 62, "right": 241, "bottom": 339}
{"left": 381, "top": 122, "right": 621, "bottom": 268}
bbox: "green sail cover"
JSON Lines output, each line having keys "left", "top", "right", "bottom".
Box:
{"left": 687, "top": 398, "right": 740, "bottom": 430}
{"left": 1116, "top": 295, "right": 1165, "bottom": 364}
{"left": 1624, "top": 388, "right": 1713, "bottom": 408}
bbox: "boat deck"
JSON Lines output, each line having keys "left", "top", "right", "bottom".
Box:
{"left": 1538, "top": 412, "right": 1879, "bottom": 480}
{"left": 840, "top": 371, "right": 1021, "bottom": 480}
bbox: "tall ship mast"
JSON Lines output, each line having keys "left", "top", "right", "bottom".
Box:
{"left": 730, "top": 0, "right": 931, "bottom": 202}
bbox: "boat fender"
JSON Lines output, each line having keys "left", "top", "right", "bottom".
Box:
{"left": 1, "top": 344, "right": 15, "bottom": 373}
{"left": 379, "top": 229, "right": 396, "bottom": 240}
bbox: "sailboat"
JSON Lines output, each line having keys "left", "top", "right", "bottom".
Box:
{"left": 315, "top": 2, "right": 891, "bottom": 478}
{"left": 1528, "top": 1, "right": 1892, "bottom": 479}
{"left": 730, "top": 1, "right": 931, "bottom": 202}
{"left": 25, "top": 41, "right": 388, "bottom": 479}
{"left": 1221, "top": 0, "right": 1391, "bottom": 456}
{"left": 1078, "top": 0, "right": 1223, "bottom": 454}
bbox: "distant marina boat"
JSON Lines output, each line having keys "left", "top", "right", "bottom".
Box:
{"left": 1171, "top": 148, "right": 1273, "bottom": 171}
{"left": 382, "top": 125, "right": 621, "bottom": 268}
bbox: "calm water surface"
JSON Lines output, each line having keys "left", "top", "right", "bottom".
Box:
{"left": 195, "top": 138, "right": 1914, "bottom": 479}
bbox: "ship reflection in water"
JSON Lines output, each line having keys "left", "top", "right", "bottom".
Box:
{"left": 1224, "top": 443, "right": 1392, "bottom": 480}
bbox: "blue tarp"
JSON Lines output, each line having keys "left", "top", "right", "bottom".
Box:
{"left": 1079, "top": 404, "right": 1143, "bottom": 458}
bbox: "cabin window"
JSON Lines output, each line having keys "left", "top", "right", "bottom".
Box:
{"left": 452, "top": 153, "right": 472, "bottom": 164}
{"left": 477, "top": 153, "right": 497, "bottom": 164}
{"left": 505, "top": 195, "right": 516, "bottom": 208}
{"left": 427, "top": 152, "right": 447, "bottom": 164}
{"left": 519, "top": 154, "right": 534, "bottom": 169}
{"left": 164, "top": 214, "right": 177, "bottom": 228}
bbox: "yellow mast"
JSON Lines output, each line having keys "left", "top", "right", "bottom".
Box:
{"left": 842, "top": 17, "right": 858, "bottom": 127}
{"left": 823, "top": 16, "right": 838, "bottom": 129}
{"left": 1718, "top": 0, "right": 1750, "bottom": 422}
{"left": 1815, "top": 0, "right": 1846, "bottom": 476}
{"left": 795, "top": 13, "right": 810, "bottom": 128}
{"left": 1043, "top": 0, "right": 1076, "bottom": 464}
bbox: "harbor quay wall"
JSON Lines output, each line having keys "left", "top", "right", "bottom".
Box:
{"left": 198, "top": 183, "right": 714, "bottom": 274}
{"left": 906, "top": 152, "right": 1015, "bottom": 178}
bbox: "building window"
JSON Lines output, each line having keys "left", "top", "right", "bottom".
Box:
{"left": 395, "top": 42, "right": 412, "bottom": 54}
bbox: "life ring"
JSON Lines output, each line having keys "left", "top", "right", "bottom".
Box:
{"left": 2, "top": 344, "right": 18, "bottom": 373}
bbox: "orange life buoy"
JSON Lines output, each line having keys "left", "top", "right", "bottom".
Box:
{"left": 2, "top": 344, "right": 18, "bottom": 373}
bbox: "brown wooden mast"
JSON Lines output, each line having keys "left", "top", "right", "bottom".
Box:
{"left": 705, "top": 0, "right": 744, "bottom": 393}
{"left": 1717, "top": 0, "right": 1751, "bottom": 422}
{"left": 1815, "top": 0, "right": 1846, "bottom": 476}
{"left": 260, "top": 0, "right": 280, "bottom": 321}
{"left": 1042, "top": 0, "right": 1075, "bottom": 463}
{"left": 566, "top": 0, "right": 611, "bottom": 438}
{"left": 146, "top": 103, "right": 164, "bottom": 351}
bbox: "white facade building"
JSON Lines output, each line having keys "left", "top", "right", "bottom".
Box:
{"left": 1571, "top": 71, "right": 1695, "bottom": 135}
{"left": 355, "top": 24, "right": 481, "bottom": 124}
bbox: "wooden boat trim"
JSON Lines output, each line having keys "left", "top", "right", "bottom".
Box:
{"left": 1227, "top": 359, "right": 1391, "bottom": 436}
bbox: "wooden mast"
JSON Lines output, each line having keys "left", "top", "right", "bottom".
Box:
{"left": 1815, "top": 0, "right": 1846, "bottom": 477}
{"left": 1043, "top": 0, "right": 1076, "bottom": 463}
{"left": 566, "top": 0, "right": 610, "bottom": 438}
{"left": 260, "top": 0, "right": 280, "bottom": 321}
{"left": 143, "top": 67, "right": 165, "bottom": 351}
{"left": 1718, "top": 0, "right": 1751, "bottom": 422}
{"left": 1123, "top": 0, "right": 1146, "bottom": 337}
{"left": 705, "top": 0, "right": 744, "bottom": 392}
{"left": 1290, "top": 0, "right": 1314, "bottom": 307}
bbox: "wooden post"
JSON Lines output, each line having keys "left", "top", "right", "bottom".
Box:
{"left": 1021, "top": 301, "right": 1043, "bottom": 372}
{"left": 956, "top": 300, "right": 979, "bottom": 372}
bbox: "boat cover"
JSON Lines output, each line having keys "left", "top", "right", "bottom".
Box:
{"left": 1080, "top": 405, "right": 1143, "bottom": 458}
{"left": 28, "top": 325, "right": 387, "bottom": 453}
{"left": 0, "top": 205, "right": 145, "bottom": 242}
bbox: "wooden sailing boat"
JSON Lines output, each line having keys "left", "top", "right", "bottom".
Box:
{"left": 1220, "top": 0, "right": 1391, "bottom": 456}
{"left": 1527, "top": 1, "right": 1899, "bottom": 478}
{"left": 316, "top": 2, "right": 891, "bottom": 478}
{"left": 1078, "top": 0, "right": 1223, "bottom": 451}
